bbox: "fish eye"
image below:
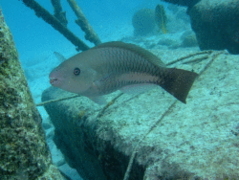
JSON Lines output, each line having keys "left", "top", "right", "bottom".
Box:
{"left": 73, "top": 67, "right": 81, "bottom": 76}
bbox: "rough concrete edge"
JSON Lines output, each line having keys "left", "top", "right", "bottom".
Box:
{"left": 0, "top": 8, "right": 64, "bottom": 180}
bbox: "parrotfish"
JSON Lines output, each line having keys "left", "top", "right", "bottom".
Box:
{"left": 49, "top": 41, "right": 198, "bottom": 104}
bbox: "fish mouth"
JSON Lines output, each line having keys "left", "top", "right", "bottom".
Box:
{"left": 50, "top": 78, "right": 58, "bottom": 85}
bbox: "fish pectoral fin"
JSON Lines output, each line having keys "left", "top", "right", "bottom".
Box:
{"left": 88, "top": 96, "right": 107, "bottom": 105}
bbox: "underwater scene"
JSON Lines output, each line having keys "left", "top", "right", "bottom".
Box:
{"left": 0, "top": 0, "right": 239, "bottom": 179}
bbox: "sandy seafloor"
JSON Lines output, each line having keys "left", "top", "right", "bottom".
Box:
{"left": 1, "top": 0, "right": 197, "bottom": 179}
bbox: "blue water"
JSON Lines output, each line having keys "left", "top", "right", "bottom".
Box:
{"left": 1, "top": 0, "right": 163, "bottom": 62}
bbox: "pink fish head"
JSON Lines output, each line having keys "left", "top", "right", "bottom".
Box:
{"left": 49, "top": 59, "right": 96, "bottom": 94}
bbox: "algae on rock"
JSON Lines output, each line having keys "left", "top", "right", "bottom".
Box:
{"left": 0, "top": 9, "right": 63, "bottom": 180}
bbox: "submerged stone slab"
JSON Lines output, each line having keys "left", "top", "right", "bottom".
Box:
{"left": 42, "top": 50, "right": 239, "bottom": 180}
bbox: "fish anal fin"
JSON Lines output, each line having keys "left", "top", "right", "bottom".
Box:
{"left": 88, "top": 96, "right": 107, "bottom": 105}
{"left": 120, "top": 83, "right": 157, "bottom": 95}
{"left": 160, "top": 68, "right": 198, "bottom": 103}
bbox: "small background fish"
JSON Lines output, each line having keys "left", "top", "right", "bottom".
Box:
{"left": 155, "top": 4, "right": 168, "bottom": 34}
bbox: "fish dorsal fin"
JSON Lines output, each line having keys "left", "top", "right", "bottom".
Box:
{"left": 92, "top": 41, "right": 166, "bottom": 67}
{"left": 54, "top": 52, "right": 66, "bottom": 62}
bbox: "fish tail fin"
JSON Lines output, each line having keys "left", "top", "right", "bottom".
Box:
{"left": 159, "top": 68, "right": 198, "bottom": 103}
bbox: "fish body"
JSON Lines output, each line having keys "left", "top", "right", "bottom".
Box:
{"left": 50, "top": 41, "right": 198, "bottom": 103}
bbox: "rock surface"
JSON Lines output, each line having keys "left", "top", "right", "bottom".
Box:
{"left": 163, "top": 0, "right": 239, "bottom": 54}
{"left": 0, "top": 9, "right": 63, "bottom": 180}
{"left": 42, "top": 49, "right": 239, "bottom": 179}
{"left": 162, "top": 0, "right": 200, "bottom": 8}
{"left": 188, "top": 0, "right": 239, "bottom": 54}
{"left": 132, "top": 8, "right": 156, "bottom": 36}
